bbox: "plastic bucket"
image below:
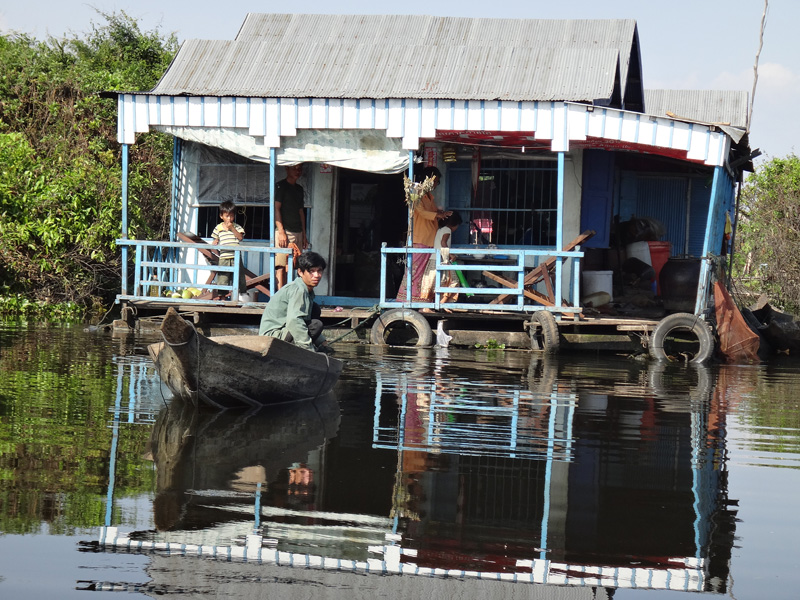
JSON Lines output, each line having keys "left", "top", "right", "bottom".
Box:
{"left": 626, "top": 241, "right": 652, "bottom": 265}
{"left": 582, "top": 270, "right": 613, "bottom": 301}
{"left": 647, "top": 241, "right": 672, "bottom": 295}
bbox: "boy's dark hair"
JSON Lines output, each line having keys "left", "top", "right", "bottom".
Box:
{"left": 415, "top": 166, "right": 442, "bottom": 183}
{"left": 219, "top": 200, "right": 236, "bottom": 215}
{"left": 297, "top": 251, "right": 327, "bottom": 272}
{"left": 443, "top": 211, "right": 462, "bottom": 227}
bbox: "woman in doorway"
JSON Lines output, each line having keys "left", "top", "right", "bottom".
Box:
{"left": 395, "top": 166, "right": 452, "bottom": 303}
{"left": 420, "top": 212, "right": 463, "bottom": 308}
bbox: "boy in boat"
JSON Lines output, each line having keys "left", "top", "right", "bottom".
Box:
{"left": 258, "top": 251, "right": 332, "bottom": 353}
{"left": 209, "top": 200, "right": 246, "bottom": 299}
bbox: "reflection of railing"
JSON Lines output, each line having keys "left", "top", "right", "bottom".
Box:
{"left": 372, "top": 373, "right": 576, "bottom": 462}
{"left": 380, "top": 245, "right": 583, "bottom": 312}
{"left": 116, "top": 239, "right": 292, "bottom": 302}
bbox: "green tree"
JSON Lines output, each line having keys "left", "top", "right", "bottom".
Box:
{"left": 0, "top": 12, "right": 177, "bottom": 314}
{"left": 733, "top": 155, "right": 800, "bottom": 312}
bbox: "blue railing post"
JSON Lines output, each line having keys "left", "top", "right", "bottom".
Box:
{"left": 121, "top": 144, "right": 129, "bottom": 295}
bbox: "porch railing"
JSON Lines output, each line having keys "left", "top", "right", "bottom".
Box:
{"left": 380, "top": 245, "right": 584, "bottom": 313}
{"left": 116, "top": 239, "right": 292, "bottom": 304}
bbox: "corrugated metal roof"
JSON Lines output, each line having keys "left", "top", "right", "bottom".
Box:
{"left": 151, "top": 40, "right": 620, "bottom": 101}
{"left": 644, "top": 89, "right": 749, "bottom": 129}
{"left": 149, "top": 14, "right": 639, "bottom": 104}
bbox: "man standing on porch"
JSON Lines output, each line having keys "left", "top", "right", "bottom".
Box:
{"left": 275, "top": 163, "right": 308, "bottom": 289}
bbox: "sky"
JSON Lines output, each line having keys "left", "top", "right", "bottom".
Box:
{"left": 1, "top": 1, "right": 796, "bottom": 162}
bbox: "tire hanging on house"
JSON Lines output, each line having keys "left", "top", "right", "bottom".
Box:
{"left": 529, "top": 311, "right": 560, "bottom": 354}
{"left": 370, "top": 308, "right": 434, "bottom": 347}
{"left": 649, "top": 312, "right": 715, "bottom": 364}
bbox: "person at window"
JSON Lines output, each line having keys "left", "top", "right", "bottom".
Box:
{"left": 209, "top": 200, "right": 245, "bottom": 299}
{"left": 275, "top": 164, "right": 308, "bottom": 290}
{"left": 258, "top": 251, "right": 332, "bottom": 353}
{"left": 395, "top": 166, "right": 452, "bottom": 303}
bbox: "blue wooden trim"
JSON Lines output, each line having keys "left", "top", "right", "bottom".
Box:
{"left": 694, "top": 165, "right": 722, "bottom": 315}
{"left": 269, "top": 147, "right": 276, "bottom": 296}
{"left": 169, "top": 137, "right": 181, "bottom": 242}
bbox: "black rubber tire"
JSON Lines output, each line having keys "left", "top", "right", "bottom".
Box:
{"left": 530, "top": 311, "right": 560, "bottom": 354}
{"left": 370, "top": 309, "right": 434, "bottom": 347}
{"left": 649, "top": 313, "right": 715, "bottom": 364}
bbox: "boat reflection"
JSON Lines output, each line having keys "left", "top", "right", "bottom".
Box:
{"left": 97, "top": 352, "right": 736, "bottom": 595}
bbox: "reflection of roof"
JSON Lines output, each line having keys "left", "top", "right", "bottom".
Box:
{"left": 98, "top": 527, "right": 707, "bottom": 593}
{"left": 151, "top": 15, "right": 642, "bottom": 108}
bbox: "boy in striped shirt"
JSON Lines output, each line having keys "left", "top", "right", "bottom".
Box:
{"left": 210, "top": 200, "right": 246, "bottom": 299}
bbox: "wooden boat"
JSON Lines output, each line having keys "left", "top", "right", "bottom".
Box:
{"left": 148, "top": 308, "right": 343, "bottom": 409}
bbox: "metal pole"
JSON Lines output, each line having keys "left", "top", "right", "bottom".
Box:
{"left": 121, "top": 144, "right": 129, "bottom": 296}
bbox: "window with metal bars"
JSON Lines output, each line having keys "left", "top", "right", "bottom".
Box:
{"left": 450, "top": 158, "right": 558, "bottom": 247}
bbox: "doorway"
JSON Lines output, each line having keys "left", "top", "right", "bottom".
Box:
{"left": 334, "top": 169, "right": 406, "bottom": 298}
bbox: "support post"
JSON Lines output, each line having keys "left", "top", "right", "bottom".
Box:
{"left": 121, "top": 144, "right": 129, "bottom": 296}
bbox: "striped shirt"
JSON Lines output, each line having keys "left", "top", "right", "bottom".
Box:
{"left": 212, "top": 222, "right": 245, "bottom": 259}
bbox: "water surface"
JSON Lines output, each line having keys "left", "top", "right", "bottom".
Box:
{"left": 1, "top": 324, "right": 799, "bottom": 598}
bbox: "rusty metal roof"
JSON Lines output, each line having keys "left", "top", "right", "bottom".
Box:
{"left": 149, "top": 14, "right": 640, "bottom": 105}
{"left": 644, "top": 89, "right": 749, "bottom": 129}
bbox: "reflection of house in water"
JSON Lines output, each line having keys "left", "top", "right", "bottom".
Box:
{"left": 96, "top": 358, "right": 735, "bottom": 595}
{"left": 371, "top": 360, "right": 735, "bottom": 592}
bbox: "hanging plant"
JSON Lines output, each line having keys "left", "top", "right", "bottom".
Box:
{"left": 403, "top": 175, "right": 437, "bottom": 208}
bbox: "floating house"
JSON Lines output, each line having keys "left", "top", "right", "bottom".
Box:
{"left": 112, "top": 14, "right": 755, "bottom": 359}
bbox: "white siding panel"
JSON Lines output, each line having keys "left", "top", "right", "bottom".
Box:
{"left": 342, "top": 99, "right": 358, "bottom": 129}
{"left": 280, "top": 98, "right": 297, "bottom": 135}
{"left": 637, "top": 117, "right": 656, "bottom": 146}
{"left": 586, "top": 111, "right": 604, "bottom": 138}
{"left": 466, "top": 100, "right": 482, "bottom": 130}
{"left": 203, "top": 97, "right": 220, "bottom": 127}
{"left": 654, "top": 120, "right": 672, "bottom": 147}
{"left": 386, "top": 99, "right": 404, "bottom": 138}
{"left": 358, "top": 100, "right": 374, "bottom": 129}
{"left": 404, "top": 101, "right": 421, "bottom": 145}
{"left": 533, "top": 104, "right": 552, "bottom": 140}
{"left": 567, "top": 104, "right": 587, "bottom": 141}
{"left": 620, "top": 112, "right": 639, "bottom": 143}
{"left": 188, "top": 97, "right": 203, "bottom": 127}
{"left": 220, "top": 97, "right": 235, "bottom": 127}
{"left": 120, "top": 96, "right": 135, "bottom": 144}
{"left": 249, "top": 98, "right": 266, "bottom": 135}
{"left": 484, "top": 101, "right": 500, "bottom": 131}
{"left": 707, "top": 133, "right": 726, "bottom": 166}
{"left": 235, "top": 99, "right": 249, "bottom": 128}
{"left": 551, "top": 104, "right": 567, "bottom": 151}
{"left": 687, "top": 127, "right": 709, "bottom": 162}
{"left": 311, "top": 98, "right": 327, "bottom": 128}
{"left": 671, "top": 121, "right": 691, "bottom": 151}
{"left": 147, "top": 97, "right": 159, "bottom": 127}
{"left": 328, "top": 99, "right": 343, "bottom": 129}
{"left": 603, "top": 110, "right": 621, "bottom": 140}
{"left": 420, "top": 100, "right": 437, "bottom": 138}
{"left": 453, "top": 102, "right": 467, "bottom": 130}
{"left": 265, "top": 98, "right": 280, "bottom": 146}
{"left": 134, "top": 96, "right": 149, "bottom": 133}
{"left": 174, "top": 97, "right": 190, "bottom": 126}
{"left": 520, "top": 102, "right": 535, "bottom": 132}
{"left": 500, "top": 101, "right": 519, "bottom": 131}
{"left": 296, "top": 99, "right": 312, "bottom": 129}
{"left": 374, "top": 100, "right": 388, "bottom": 130}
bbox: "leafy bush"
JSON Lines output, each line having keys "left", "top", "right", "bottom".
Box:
{"left": 0, "top": 12, "right": 177, "bottom": 316}
{"left": 733, "top": 155, "right": 800, "bottom": 311}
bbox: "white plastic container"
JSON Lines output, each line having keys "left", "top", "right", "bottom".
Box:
{"left": 626, "top": 241, "right": 652, "bottom": 266}
{"left": 582, "top": 270, "right": 613, "bottom": 301}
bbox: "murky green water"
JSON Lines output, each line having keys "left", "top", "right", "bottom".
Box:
{"left": 1, "top": 323, "right": 799, "bottom": 599}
